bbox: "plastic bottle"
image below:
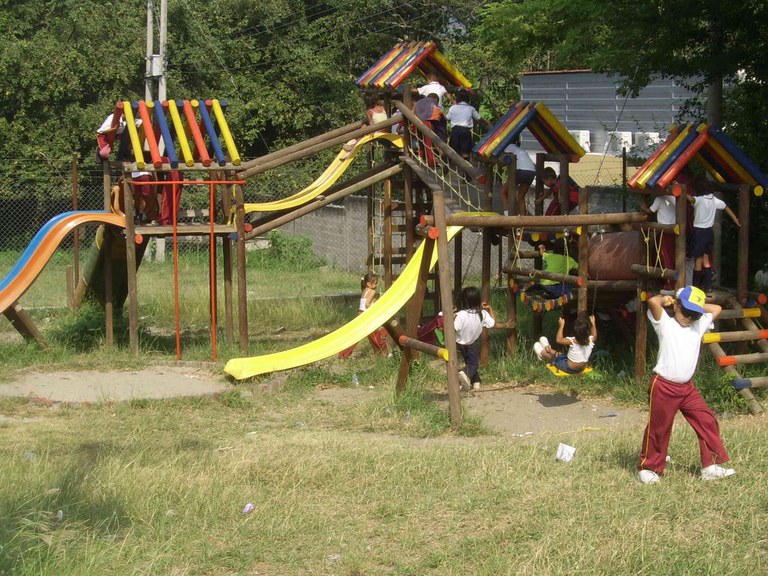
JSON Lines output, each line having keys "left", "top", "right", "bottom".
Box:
{"left": 352, "top": 374, "right": 360, "bottom": 386}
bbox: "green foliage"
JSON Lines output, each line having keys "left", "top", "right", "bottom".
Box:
{"left": 250, "top": 230, "right": 325, "bottom": 271}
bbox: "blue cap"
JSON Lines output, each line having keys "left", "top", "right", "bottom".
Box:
{"left": 676, "top": 285, "right": 705, "bottom": 314}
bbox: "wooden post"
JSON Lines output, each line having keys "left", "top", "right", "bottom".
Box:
{"left": 675, "top": 185, "right": 688, "bottom": 288}
{"left": 4, "top": 303, "right": 48, "bottom": 349}
{"left": 433, "top": 190, "right": 462, "bottom": 428}
{"left": 737, "top": 184, "right": 750, "bottom": 306}
{"left": 560, "top": 157, "right": 570, "bottom": 215}
{"left": 533, "top": 153, "right": 545, "bottom": 340}
{"left": 234, "top": 182, "right": 249, "bottom": 354}
{"left": 71, "top": 153, "right": 80, "bottom": 301}
{"left": 577, "top": 186, "right": 589, "bottom": 316}
{"left": 104, "top": 228, "right": 113, "bottom": 347}
{"left": 480, "top": 163, "right": 494, "bottom": 365}
{"left": 123, "top": 172, "right": 139, "bottom": 355}
{"left": 635, "top": 279, "right": 648, "bottom": 380}
{"left": 102, "top": 161, "right": 114, "bottom": 345}
{"left": 221, "top": 175, "right": 234, "bottom": 344}
{"left": 397, "top": 237, "right": 436, "bottom": 393}
{"left": 383, "top": 178, "right": 393, "bottom": 286}
{"left": 403, "top": 166, "right": 415, "bottom": 261}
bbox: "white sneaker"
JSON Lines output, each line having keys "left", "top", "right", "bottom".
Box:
{"left": 472, "top": 382, "right": 480, "bottom": 391}
{"left": 539, "top": 336, "right": 550, "bottom": 348}
{"left": 458, "top": 370, "right": 471, "bottom": 390}
{"left": 701, "top": 464, "right": 735, "bottom": 481}
{"left": 637, "top": 469, "right": 661, "bottom": 484}
{"left": 533, "top": 342, "right": 544, "bottom": 360}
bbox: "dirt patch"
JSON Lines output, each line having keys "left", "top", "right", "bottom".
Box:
{"left": 463, "top": 385, "right": 646, "bottom": 437}
{"left": 0, "top": 368, "right": 647, "bottom": 438}
{"left": 0, "top": 366, "right": 231, "bottom": 403}
{"left": 314, "top": 382, "right": 647, "bottom": 438}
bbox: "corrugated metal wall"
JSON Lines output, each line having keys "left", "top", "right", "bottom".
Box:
{"left": 520, "top": 71, "right": 700, "bottom": 156}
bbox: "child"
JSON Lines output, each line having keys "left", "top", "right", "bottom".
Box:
{"left": 341, "top": 95, "right": 389, "bottom": 159}
{"left": 641, "top": 191, "right": 677, "bottom": 289}
{"left": 338, "top": 272, "right": 389, "bottom": 359}
{"left": 96, "top": 111, "right": 126, "bottom": 160}
{"left": 533, "top": 315, "right": 596, "bottom": 374}
{"left": 537, "top": 167, "right": 581, "bottom": 216}
{"left": 502, "top": 140, "right": 536, "bottom": 215}
{"left": 454, "top": 286, "right": 495, "bottom": 390}
{"left": 413, "top": 93, "right": 447, "bottom": 166}
{"left": 686, "top": 176, "right": 740, "bottom": 293}
{"left": 636, "top": 287, "right": 734, "bottom": 484}
{"left": 416, "top": 73, "right": 448, "bottom": 109}
{"left": 446, "top": 90, "right": 489, "bottom": 160}
{"left": 531, "top": 241, "right": 578, "bottom": 298}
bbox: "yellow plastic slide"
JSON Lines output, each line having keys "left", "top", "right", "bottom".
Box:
{"left": 224, "top": 225, "right": 461, "bottom": 380}
{"left": 242, "top": 132, "right": 404, "bottom": 216}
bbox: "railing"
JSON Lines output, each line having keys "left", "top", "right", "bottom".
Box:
{"left": 393, "top": 101, "right": 487, "bottom": 211}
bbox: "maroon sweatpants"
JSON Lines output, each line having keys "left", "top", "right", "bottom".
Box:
{"left": 638, "top": 374, "right": 729, "bottom": 474}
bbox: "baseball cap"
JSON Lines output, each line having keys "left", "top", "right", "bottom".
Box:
{"left": 676, "top": 285, "right": 705, "bottom": 314}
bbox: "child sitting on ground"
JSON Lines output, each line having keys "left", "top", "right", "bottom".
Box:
{"left": 533, "top": 315, "right": 596, "bottom": 375}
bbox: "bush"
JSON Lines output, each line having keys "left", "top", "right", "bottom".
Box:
{"left": 251, "top": 230, "right": 325, "bottom": 271}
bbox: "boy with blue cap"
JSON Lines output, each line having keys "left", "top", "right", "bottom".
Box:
{"left": 637, "top": 286, "right": 735, "bottom": 484}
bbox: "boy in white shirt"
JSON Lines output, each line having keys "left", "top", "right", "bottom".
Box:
{"left": 686, "top": 177, "right": 740, "bottom": 293}
{"left": 636, "top": 286, "right": 734, "bottom": 484}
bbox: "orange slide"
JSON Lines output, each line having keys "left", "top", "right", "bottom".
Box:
{"left": 0, "top": 211, "right": 125, "bottom": 314}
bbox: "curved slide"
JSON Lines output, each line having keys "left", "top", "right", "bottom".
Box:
{"left": 242, "top": 132, "right": 404, "bottom": 216}
{"left": 225, "top": 225, "right": 461, "bottom": 380}
{"left": 0, "top": 211, "right": 125, "bottom": 314}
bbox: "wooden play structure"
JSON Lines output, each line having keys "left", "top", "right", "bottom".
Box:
{"left": 222, "top": 41, "right": 768, "bottom": 425}
{"left": 87, "top": 98, "right": 249, "bottom": 361}
{"left": 6, "top": 40, "right": 768, "bottom": 427}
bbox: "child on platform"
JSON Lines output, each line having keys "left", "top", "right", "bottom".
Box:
{"left": 338, "top": 272, "right": 389, "bottom": 358}
{"left": 641, "top": 191, "right": 677, "bottom": 290}
{"left": 446, "top": 90, "right": 489, "bottom": 160}
{"left": 636, "top": 287, "right": 734, "bottom": 483}
{"left": 533, "top": 315, "right": 596, "bottom": 375}
{"left": 502, "top": 140, "right": 536, "bottom": 216}
{"left": 342, "top": 95, "right": 389, "bottom": 159}
{"left": 454, "top": 286, "right": 495, "bottom": 390}
{"left": 537, "top": 167, "right": 581, "bottom": 216}
{"left": 686, "top": 176, "right": 740, "bottom": 293}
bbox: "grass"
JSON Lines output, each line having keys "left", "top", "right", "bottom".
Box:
{"left": 1, "top": 377, "right": 767, "bottom": 575}
{"left": 2, "top": 238, "right": 768, "bottom": 573}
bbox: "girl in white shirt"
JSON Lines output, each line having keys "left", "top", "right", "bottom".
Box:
{"left": 534, "top": 315, "right": 596, "bottom": 374}
{"left": 454, "top": 286, "right": 495, "bottom": 390}
{"left": 338, "top": 272, "right": 389, "bottom": 358}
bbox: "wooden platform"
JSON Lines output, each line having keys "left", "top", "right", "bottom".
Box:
{"left": 134, "top": 223, "right": 237, "bottom": 237}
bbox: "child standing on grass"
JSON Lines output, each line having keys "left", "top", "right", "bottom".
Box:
{"left": 338, "top": 272, "right": 389, "bottom": 359}
{"left": 533, "top": 315, "right": 596, "bottom": 374}
{"left": 454, "top": 286, "right": 495, "bottom": 390}
{"left": 636, "top": 287, "right": 734, "bottom": 484}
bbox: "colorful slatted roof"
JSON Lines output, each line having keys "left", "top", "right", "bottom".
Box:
{"left": 355, "top": 41, "right": 471, "bottom": 90}
{"left": 473, "top": 101, "right": 587, "bottom": 159}
{"left": 112, "top": 99, "right": 240, "bottom": 170}
{"left": 628, "top": 123, "right": 768, "bottom": 192}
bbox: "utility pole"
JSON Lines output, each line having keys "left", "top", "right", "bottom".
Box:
{"left": 144, "top": 0, "right": 169, "bottom": 260}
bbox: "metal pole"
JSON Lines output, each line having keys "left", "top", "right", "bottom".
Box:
{"left": 144, "top": 0, "right": 154, "bottom": 101}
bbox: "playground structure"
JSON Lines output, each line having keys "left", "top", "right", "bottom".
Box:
{"left": 2, "top": 41, "right": 768, "bottom": 427}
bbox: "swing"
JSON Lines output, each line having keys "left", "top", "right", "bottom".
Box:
{"left": 546, "top": 363, "right": 593, "bottom": 377}
{"left": 541, "top": 231, "right": 598, "bottom": 377}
